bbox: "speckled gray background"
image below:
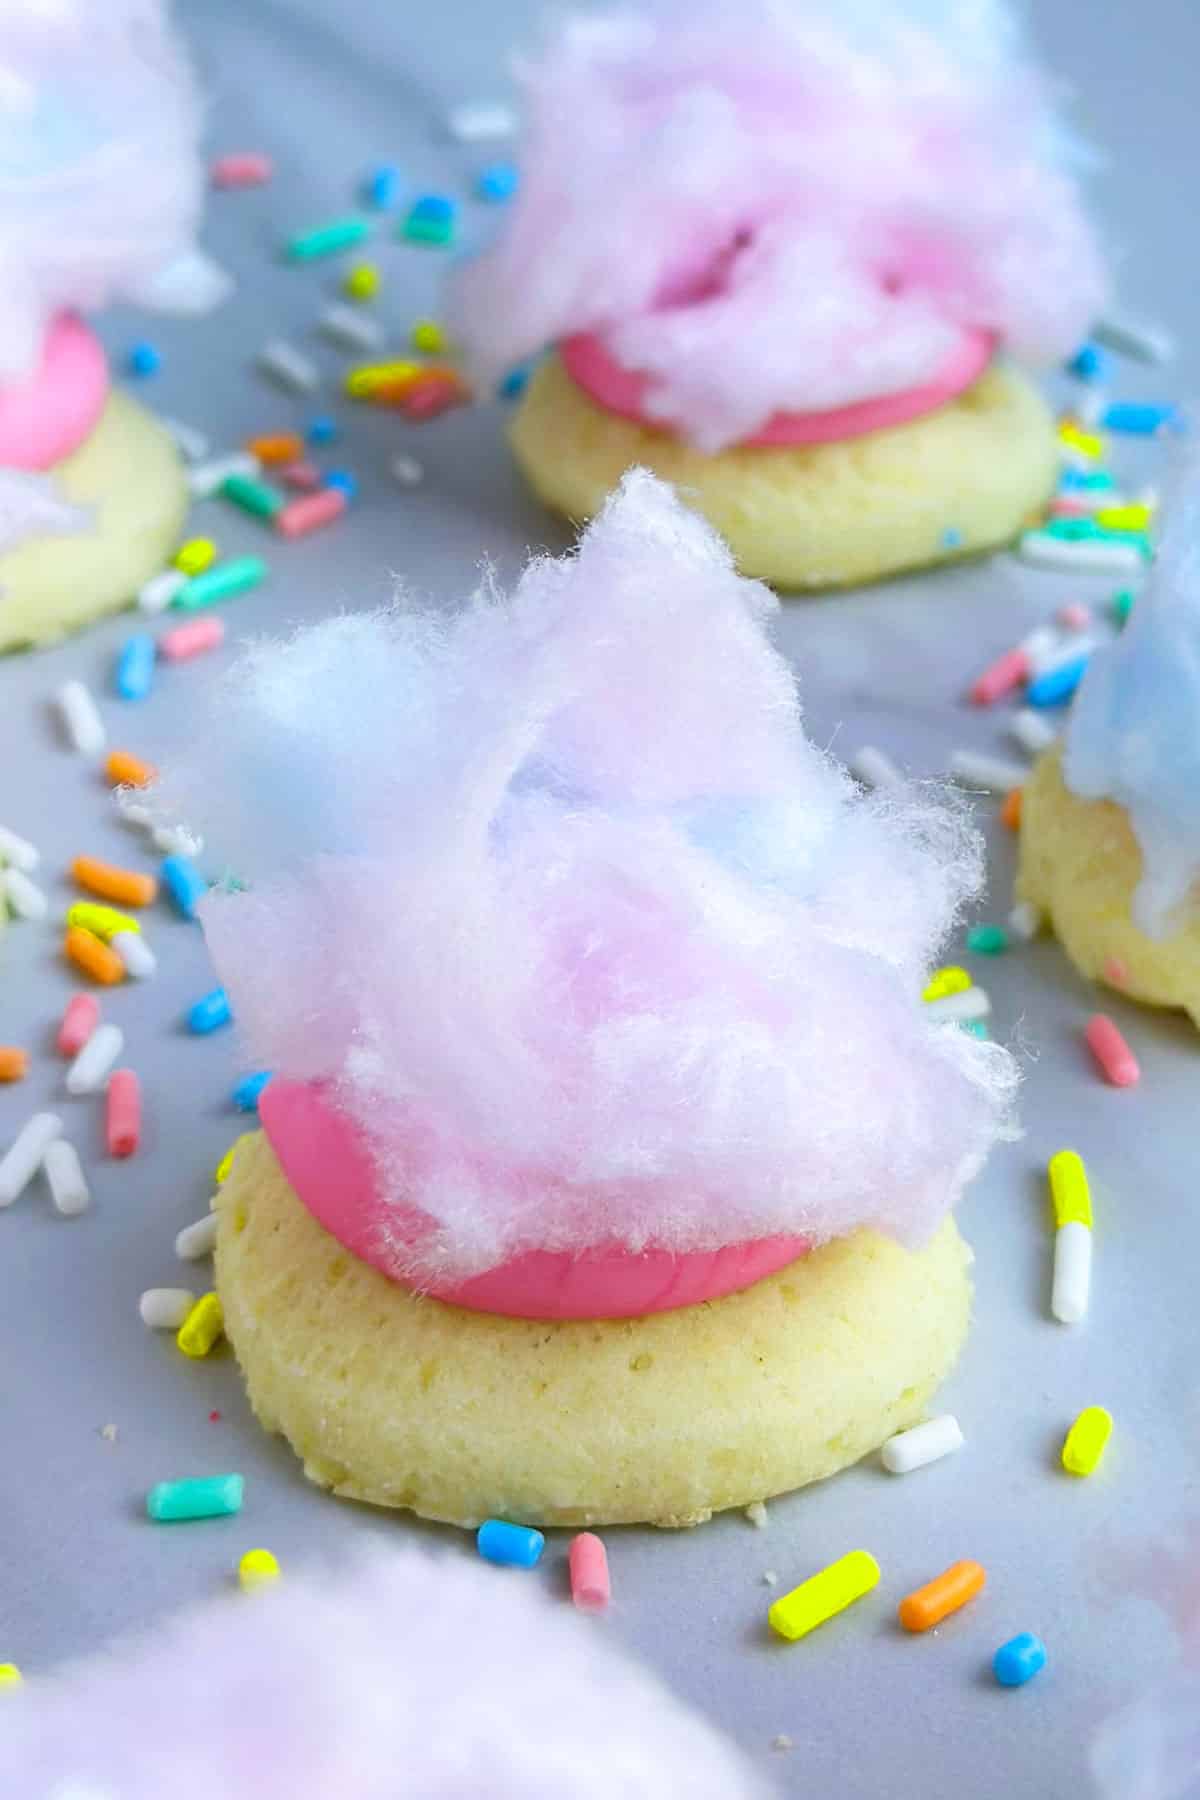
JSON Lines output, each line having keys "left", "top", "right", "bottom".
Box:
{"left": 1, "top": 3, "right": 1198, "bottom": 1794}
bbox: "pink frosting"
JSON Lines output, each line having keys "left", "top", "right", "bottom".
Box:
{"left": 561, "top": 326, "right": 995, "bottom": 446}
{"left": 260, "top": 1078, "right": 810, "bottom": 1320}
{"left": 0, "top": 314, "right": 108, "bottom": 471}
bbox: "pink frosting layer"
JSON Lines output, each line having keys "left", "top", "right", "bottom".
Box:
{"left": 0, "top": 314, "right": 109, "bottom": 471}
{"left": 560, "top": 326, "right": 995, "bottom": 447}
{"left": 260, "top": 1078, "right": 811, "bottom": 1320}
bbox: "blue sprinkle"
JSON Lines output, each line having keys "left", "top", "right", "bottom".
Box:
{"left": 127, "top": 342, "right": 162, "bottom": 378}
{"left": 993, "top": 1632, "right": 1047, "bottom": 1688}
{"left": 232, "top": 1071, "right": 273, "bottom": 1112}
{"left": 476, "top": 1519, "right": 545, "bottom": 1568}
{"left": 306, "top": 416, "right": 338, "bottom": 447}
{"left": 402, "top": 194, "right": 458, "bottom": 245}
{"left": 476, "top": 162, "right": 519, "bottom": 203}
{"left": 363, "top": 163, "right": 402, "bottom": 209}
{"left": 1101, "top": 401, "right": 1182, "bottom": 436}
{"left": 1067, "top": 342, "right": 1107, "bottom": 382}
{"left": 324, "top": 469, "right": 358, "bottom": 500}
{"left": 161, "top": 854, "right": 208, "bottom": 920}
{"left": 114, "top": 634, "right": 157, "bottom": 701}
{"left": 498, "top": 365, "right": 531, "bottom": 401}
{"left": 187, "top": 987, "right": 232, "bottom": 1035}
{"left": 1026, "top": 655, "right": 1090, "bottom": 708}
{"left": 941, "top": 526, "right": 963, "bottom": 550}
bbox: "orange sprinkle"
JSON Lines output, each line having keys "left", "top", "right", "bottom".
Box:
{"left": 105, "top": 750, "right": 157, "bottom": 789}
{"left": 71, "top": 857, "right": 157, "bottom": 908}
{"left": 1000, "top": 787, "right": 1023, "bottom": 831}
{"left": 899, "top": 1559, "right": 986, "bottom": 1633}
{"left": 246, "top": 432, "right": 304, "bottom": 466}
{"left": 0, "top": 1047, "right": 29, "bottom": 1082}
{"left": 64, "top": 926, "right": 125, "bottom": 986}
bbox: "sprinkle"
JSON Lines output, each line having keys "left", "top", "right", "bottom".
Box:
{"left": 72, "top": 857, "right": 157, "bottom": 907}
{"left": 476, "top": 1520, "right": 545, "bottom": 1568}
{"left": 42, "top": 1138, "right": 89, "bottom": 1217}
{"left": 324, "top": 469, "right": 357, "bottom": 500}
{"left": 211, "top": 152, "right": 273, "bottom": 188}
{"left": 233, "top": 1072, "right": 272, "bottom": 1112}
{"left": 446, "top": 101, "right": 517, "bottom": 141}
{"left": 244, "top": 435, "right": 301, "bottom": 469}
{"left": 1018, "top": 532, "right": 1146, "bottom": 574}
{"left": 1007, "top": 901, "right": 1042, "bottom": 942}
{"left": 64, "top": 926, "right": 125, "bottom": 986}
{"left": 161, "top": 418, "right": 210, "bottom": 462}
{"left": 215, "top": 1144, "right": 238, "bottom": 1185}
{"left": 114, "top": 635, "right": 157, "bottom": 702}
{"left": 768, "top": 1550, "right": 880, "bottom": 1642}
{"left": 0, "top": 1112, "right": 63, "bottom": 1207}
{"left": 1026, "top": 656, "right": 1090, "bottom": 708}
{"left": 257, "top": 339, "right": 320, "bottom": 394}
{"left": 66, "top": 1022, "right": 124, "bottom": 1096}
{"left": 401, "top": 194, "right": 458, "bottom": 247}
{"left": 285, "top": 217, "right": 370, "bottom": 261}
{"left": 411, "top": 319, "right": 447, "bottom": 353}
{"left": 1002, "top": 786, "right": 1028, "bottom": 831}
{"left": 2, "top": 866, "right": 48, "bottom": 919}
{"left": 0, "top": 1046, "right": 27, "bottom": 1083}
{"left": 744, "top": 1501, "right": 769, "bottom": 1529}
{"left": 389, "top": 454, "right": 424, "bottom": 487}
{"left": 948, "top": 751, "right": 1028, "bottom": 793}
{"left": 345, "top": 359, "right": 420, "bottom": 398}
{"left": 55, "top": 680, "right": 106, "bottom": 755}
{"left": 140, "top": 1287, "right": 195, "bottom": 1329}
{"left": 105, "top": 750, "right": 156, "bottom": 789}
{"left": 899, "top": 1560, "right": 985, "bottom": 1633}
{"left": 1049, "top": 1150, "right": 1092, "bottom": 1229}
{"left": 319, "top": 304, "right": 384, "bottom": 352}
{"left": 57, "top": 996, "right": 99, "bottom": 1058}
{"left": 1056, "top": 601, "right": 1094, "bottom": 631}
{"left": 343, "top": 263, "right": 380, "bottom": 300}
{"left": 1094, "top": 505, "right": 1153, "bottom": 535}
{"left": 0, "top": 825, "right": 39, "bottom": 871}
{"left": 239, "top": 1549, "right": 282, "bottom": 1591}
{"left": 969, "top": 647, "right": 1030, "bottom": 706}
{"left": 146, "top": 1474, "right": 244, "bottom": 1523}
{"left": 1068, "top": 343, "right": 1108, "bottom": 382}
{"left": 281, "top": 462, "right": 321, "bottom": 491}
{"left": 106, "top": 1070, "right": 142, "bottom": 1158}
{"left": 1010, "top": 709, "right": 1058, "bottom": 755}
{"left": 275, "top": 488, "right": 347, "bottom": 539}
{"left": 222, "top": 472, "right": 283, "bottom": 521}
{"left": 966, "top": 924, "right": 1009, "bottom": 955}
{"left": 174, "top": 557, "right": 267, "bottom": 611}
{"left": 1112, "top": 588, "right": 1137, "bottom": 626}
{"left": 153, "top": 824, "right": 203, "bottom": 858}
{"left": 1057, "top": 420, "right": 1105, "bottom": 459}
{"left": 848, "top": 745, "right": 903, "bottom": 789}
{"left": 1085, "top": 1014, "right": 1140, "bottom": 1087}
{"left": 881, "top": 1414, "right": 964, "bottom": 1475}
{"left": 0, "top": 1666, "right": 22, "bottom": 1688}
{"left": 67, "top": 903, "right": 140, "bottom": 941}
{"left": 1093, "top": 315, "right": 1175, "bottom": 365}
{"left": 1052, "top": 1221, "right": 1092, "bottom": 1326}
{"left": 395, "top": 373, "right": 466, "bottom": 418}
{"left": 159, "top": 616, "right": 226, "bottom": 662}
{"left": 993, "top": 1632, "right": 1047, "bottom": 1687}
{"left": 188, "top": 987, "right": 232, "bottom": 1034}
{"left": 925, "top": 987, "right": 990, "bottom": 1025}
{"left": 128, "top": 342, "right": 162, "bottom": 378}
{"left": 568, "top": 1532, "right": 611, "bottom": 1610}
{"left": 177, "top": 1292, "right": 225, "bottom": 1359}
{"left": 138, "top": 569, "right": 187, "bottom": 614}
{"left": 307, "top": 416, "right": 338, "bottom": 445}
{"left": 362, "top": 165, "right": 401, "bottom": 210}
{"left": 922, "top": 966, "right": 971, "bottom": 1003}
{"left": 476, "top": 162, "right": 519, "bottom": 203}
{"left": 1061, "top": 1406, "right": 1113, "bottom": 1476}
{"left": 188, "top": 452, "right": 260, "bottom": 500}
{"left": 1105, "top": 400, "right": 1180, "bottom": 436}
{"left": 111, "top": 931, "right": 156, "bottom": 980}
{"left": 176, "top": 1212, "right": 220, "bottom": 1260}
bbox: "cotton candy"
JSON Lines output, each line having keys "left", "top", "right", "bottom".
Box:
{"left": 0, "top": 469, "right": 88, "bottom": 555}
{"left": 0, "top": 1549, "right": 768, "bottom": 1798}
{"left": 147, "top": 471, "right": 1016, "bottom": 1281}
{"left": 1065, "top": 452, "right": 1200, "bottom": 936}
{"left": 450, "top": 0, "right": 1106, "bottom": 451}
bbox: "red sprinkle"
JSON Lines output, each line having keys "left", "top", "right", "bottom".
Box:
{"left": 970, "top": 647, "right": 1030, "bottom": 706}
{"left": 209, "top": 1410, "right": 222, "bottom": 1423}
{"left": 1085, "top": 1013, "right": 1140, "bottom": 1087}
{"left": 211, "top": 153, "right": 273, "bottom": 189}
{"left": 106, "top": 1069, "right": 142, "bottom": 1157}
{"left": 275, "top": 488, "right": 347, "bottom": 539}
{"left": 57, "top": 993, "right": 100, "bottom": 1057}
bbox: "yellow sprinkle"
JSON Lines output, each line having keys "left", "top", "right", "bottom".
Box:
{"left": 1094, "top": 504, "right": 1153, "bottom": 532}
{"left": 239, "top": 1548, "right": 281, "bottom": 1592}
{"left": 343, "top": 263, "right": 380, "bottom": 301}
{"left": 215, "top": 1141, "right": 240, "bottom": 1185}
{"left": 176, "top": 1291, "right": 225, "bottom": 1359}
{"left": 922, "top": 966, "right": 972, "bottom": 1003}
{"left": 1049, "top": 1149, "right": 1093, "bottom": 1229}
{"left": 345, "top": 360, "right": 421, "bottom": 398}
{"left": 768, "top": 1550, "right": 880, "bottom": 1642}
{"left": 0, "top": 1664, "right": 22, "bottom": 1688}
{"left": 1058, "top": 421, "right": 1105, "bottom": 459}
{"left": 411, "top": 318, "right": 447, "bottom": 354}
{"left": 1062, "top": 1405, "right": 1113, "bottom": 1476}
{"left": 174, "top": 537, "right": 217, "bottom": 576}
{"left": 66, "top": 902, "right": 141, "bottom": 942}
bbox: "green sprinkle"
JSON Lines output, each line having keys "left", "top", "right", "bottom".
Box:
{"left": 174, "top": 557, "right": 267, "bottom": 611}
{"left": 221, "top": 473, "right": 283, "bottom": 520}
{"left": 285, "top": 217, "right": 370, "bottom": 261}
{"left": 1112, "top": 587, "right": 1136, "bottom": 625}
{"left": 966, "top": 924, "right": 1010, "bottom": 955}
{"left": 962, "top": 1019, "right": 991, "bottom": 1039}
{"left": 147, "top": 1473, "right": 244, "bottom": 1522}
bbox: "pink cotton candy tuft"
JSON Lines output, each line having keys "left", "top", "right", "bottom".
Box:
{"left": 0, "top": 1550, "right": 767, "bottom": 1798}
{"left": 147, "top": 471, "right": 1017, "bottom": 1281}
{"left": 450, "top": 0, "right": 1107, "bottom": 450}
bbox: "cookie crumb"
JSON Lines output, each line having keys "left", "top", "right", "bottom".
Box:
{"left": 761, "top": 1569, "right": 778, "bottom": 1586}
{"left": 744, "top": 1500, "right": 768, "bottom": 1529}
{"left": 771, "top": 1735, "right": 794, "bottom": 1754}
{"left": 100, "top": 1423, "right": 118, "bottom": 1442}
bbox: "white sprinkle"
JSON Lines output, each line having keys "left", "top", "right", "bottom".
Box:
{"left": 1052, "top": 1220, "right": 1092, "bottom": 1325}
{"left": 55, "top": 679, "right": 106, "bottom": 755}
{"left": 881, "top": 1413, "right": 964, "bottom": 1474}
{"left": 111, "top": 930, "right": 157, "bottom": 980}
{"left": 0, "top": 824, "right": 39, "bottom": 871}
{"left": 849, "top": 745, "right": 904, "bottom": 789}
{"left": 948, "top": 751, "right": 1028, "bottom": 793}
{"left": 925, "top": 987, "right": 991, "bottom": 1024}
{"left": 445, "top": 100, "right": 517, "bottom": 141}
{"left": 1010, "top": 709, "right": 1058, "bottom": 756}
{"left": 43, "top": 1139, "right": 90, "bottom": 1217}
{"left": 2, "top": 866, "right": 48, "bottom": 920}
{"left": 258, "top": 338, "right": 319, "bottom": 394}
{"left": 744, "top": 1501, "right": 769, "bottom": 1529}
{"left": 120, "top": 800, "right": 155, "bottom": 831}
{"left": 389, "top": 454, "right": 424, "bottom": 487}
{"left": 176, "top": 1211, "right": 220, "bottom": 1260}
{"left": 1029, "top": 633, "right": 1100, "bottom": 680}
{"left": 151, "top": 824, "right": 204, "bottom": 857}
{"left": 188, "top": 451, "right": 261, "bottom": 500}
{"left": 161, "top": 418, "right": 210, "bottom": 462}
{"left": 1093, "top": 314, "right": 1175, "bottom": 366}
{"left": 1018, "top": 532, "right": 1146, "bottom": 574}
{"left": 1018, "top": 625, "right": 1060, "bottom": 663}
{"left": 1007, "top": 900, "right": 1043, "bottom": 942}
{"left": 318, "top": 303, "right": 385, "bottom": 353}
{"left": 66, "top": 1023, "right": 124, "bottom": 1097}
{"left": 1073, "top": 386, "right": 1107, "bottom": 428}
{"left": 137, "top": 568, "right": 187, "bottom": 614}
{"left": 139, "top": 1287, "right": 196, "bottom": 1329}
{"left": 0, "top": 1113, "right": 63, "bottom": 1207}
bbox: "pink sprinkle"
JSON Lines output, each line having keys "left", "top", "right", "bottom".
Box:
{"left": 275, "top": 488, "right": 348, "bottom": 539}
{"left": 106, "top": 1068, "right": 142, "bottom": 1157}
{"left": 209, "top": 1410, "right": 222, "bottom": 1423}
{"left": 211, "top": 152, "right": 273, "bottom": 189}
{"left": 1049, "top": 497, "right": 1090, "bottom": 519}
{"left": 57, "top": 993, "right": 100, "bottom": 1057}
{"left": 159, "top": 616, "right": 226, "bottom": 662}
{"left": 1104, "top": 956, "right": 1130, "bottom": 989}
{"left": 970, "top": 647, "right": 1030, "bottom": 706}
{"left": 281, "top": 461, "right": 322, "bottom": 492}
{"left": 1057, "top": 602, "right": 1093, "bottom": 631}
{"left": 1085, "top": 1013, "right": 1140, "bottom": 1088}
{"left": 568, "top": 1532, "right": 611, "bottom": 1611}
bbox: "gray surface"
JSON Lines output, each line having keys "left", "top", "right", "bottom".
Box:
{"left": 1, "top": 2, "right": 1199, "bottom": 1795}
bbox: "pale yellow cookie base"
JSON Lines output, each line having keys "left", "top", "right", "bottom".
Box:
{"left": 1018, "top": 748, "right": 1200, "bottom": 1028}
{"left": 216, "top": 1131, "right": 973, "bottom": 1528}
{"left": 0, "top": 390, "right": 188, "bottom": 652}
{"left": 510, "top": 354, "right": 1059, "bottom": 590}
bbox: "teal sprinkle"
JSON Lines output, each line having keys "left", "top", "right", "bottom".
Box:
{"left": 962, "top": 1019, "right": 990, "bottom": 1039}
{"left": 966, "top": 924, "right": 1010, "bottom": 955}
{"left": 147, "top": 1474, "right": 244, "bottom": 1522}
{"left": 1112, "top": 587, "right": 1136, "bottom": 625}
